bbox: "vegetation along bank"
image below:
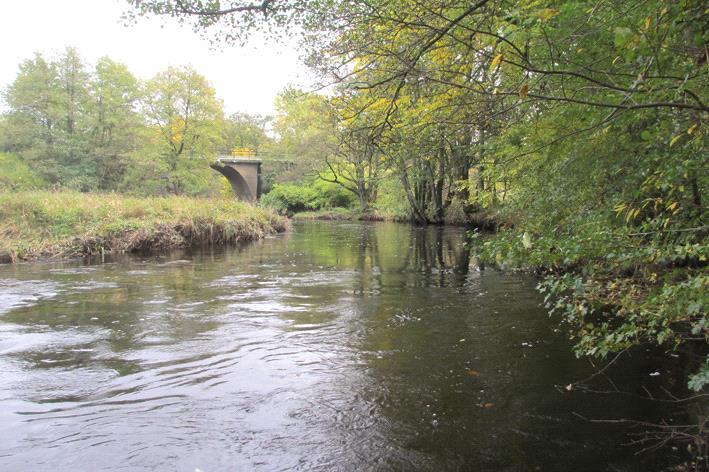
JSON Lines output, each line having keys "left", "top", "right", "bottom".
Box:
{"left": 0, "top": 191, "right": 288, "bottom": 263}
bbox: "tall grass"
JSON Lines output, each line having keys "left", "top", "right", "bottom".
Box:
{"left": 0, "top": 191, "right": 289, "bottom": 262}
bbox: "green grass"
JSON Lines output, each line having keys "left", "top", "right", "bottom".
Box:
{"left": 0, "top": 191, "right": 289, "bottom": 262}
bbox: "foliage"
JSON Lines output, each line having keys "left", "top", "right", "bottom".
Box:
{"left": 268, "top": 88, "right": 337, "bottom": 182}
{"left": 0, "top": 153, "right": 46, "bottom": 191}
{"left": 222, "top": 112, "right": 272, "bottom": 155}
{"left": 1, "top": 51, "right": 228, "bottom": 196}
{"left": 1, "top": 49, "right": 144, "bottom": 191}
{"left": 260, "top": 179, "right": 355, "bottom": 214}
{"left": 137, "top": 65, "right": 225, "bottom": 195}
{"left": 371, "top": 173, "right": 411, "bottom": 221}
{"left": 260, "top": 183, "right": 317, "bottom": 214}
{"left": 310, "top": 178, "right": 357, "bottom": 209}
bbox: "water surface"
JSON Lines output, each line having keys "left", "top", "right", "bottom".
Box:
{"left": 0, "top": 221, "right": 685, "bottom": 470}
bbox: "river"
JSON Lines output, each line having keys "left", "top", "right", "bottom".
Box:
{"left": 0, "top": 221, "right": 688, "bottom": 470}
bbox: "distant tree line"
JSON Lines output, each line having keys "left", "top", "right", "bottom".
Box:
{"left": 0, "top": 47, "right": 274, "bottom": 195}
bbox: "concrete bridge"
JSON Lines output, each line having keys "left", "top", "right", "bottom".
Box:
{"left": 210, "top": 156, "right": 262, "bottom": 201}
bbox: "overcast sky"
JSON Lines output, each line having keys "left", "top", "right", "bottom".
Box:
{"left": 0, "top": 0, "right": 309, "bottom": 115}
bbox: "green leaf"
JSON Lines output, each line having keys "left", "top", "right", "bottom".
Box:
{"left": 613, "top": 27, "right": 633, "bottom": 49}
{"left": 688, "top": 360, "right": 709, "bottom": 392}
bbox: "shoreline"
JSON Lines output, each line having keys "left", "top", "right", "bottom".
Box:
{"left": 290, "top": 208, "right": 499, "bottom": 229}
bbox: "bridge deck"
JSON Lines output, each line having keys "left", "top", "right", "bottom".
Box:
{"left": 216, "top": 156, "right": 262, "bottom": 164}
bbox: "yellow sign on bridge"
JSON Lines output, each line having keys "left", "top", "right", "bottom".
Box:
{"left": 231, "top": 147, "right": 256, "bottom": 157}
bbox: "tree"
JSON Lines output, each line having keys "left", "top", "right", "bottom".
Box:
{"left": 2, "top": 49, "right": 147, "bottom": 191}
{"left": 89, "top": 57, "right": 142, "bottom": 190}
{"left": 2, "top": 48, "right": 96, "bottom": 188}
{"left": 124, "top": 0, "right": 321, "bottom": 44}
{"left": 270, "top": 88, "right": 336, "bottom": 181}
{"left": 136, "top": 65, "right": 225, "bottom": 194}
{"left": 222, "top": 112, "right": 272, "bottom": 155}
{"left": 2, "top": 53, "right": 60, "bottom": 171}
{"left": 317, "top": 91, "right": 386, "bottom": 212}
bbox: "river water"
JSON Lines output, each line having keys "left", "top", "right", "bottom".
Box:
{"left": 0, "top": 221, "right": 689, "bottom": 471}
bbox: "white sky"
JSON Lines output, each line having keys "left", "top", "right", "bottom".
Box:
{"left": 0, "top": 0, "right": 310, "bottom": 116}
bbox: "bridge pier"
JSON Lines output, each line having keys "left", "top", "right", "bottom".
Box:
{"left": 210, "top": 157, "right": 262, "bottom": 201}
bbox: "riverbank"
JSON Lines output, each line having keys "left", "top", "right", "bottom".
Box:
{"left": 0, "top": 191, "right": 289, "bottom": 263}
{"left": 291, "top": 207, "right": 499, "bottom": 228}
{"left": 292, "top": 208, "right": 403, "bottom": 222}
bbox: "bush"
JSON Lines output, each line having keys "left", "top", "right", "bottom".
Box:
{"left": 261, "top": 183, "right": 318, "bottom": 214}
{"left": 310, "top": 179, "right": 356, "bottom": 209}
{"left": 261, "top": 180, "right": 355, "bottom": 214}
{"left": 0, "top": 153, "right": 46, "bottom": 191}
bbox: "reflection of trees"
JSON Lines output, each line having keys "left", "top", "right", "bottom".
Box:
{"left": 394, "top": 225, "right": 470, "bottom": 288}
{"left": 286, "top": 222, "right": 471, "bottom": 290}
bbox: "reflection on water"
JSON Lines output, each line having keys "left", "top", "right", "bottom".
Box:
{"left": 0, "top": 222, "right": 687, "bottom": 470}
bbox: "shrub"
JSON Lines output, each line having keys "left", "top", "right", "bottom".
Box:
{"left": 310, "top": 179, "right": 356, "bottom": 209}
{"left": 261, "top": 180, "right": 355, "bottom": 214}
{"left": 0, "top": 153, "right": 46, "bottom": 191}
{"left": 261, "top": 183, "right": 317, "bottom": 214}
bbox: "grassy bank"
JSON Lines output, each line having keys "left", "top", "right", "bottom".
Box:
{"left": 0, "top": 191, "right": 289, "bottom": 262}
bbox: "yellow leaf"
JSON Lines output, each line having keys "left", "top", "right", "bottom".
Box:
{"left": 669, "top": 135, "right": 682, "bottom": 147}
{"left": 625, "top": 207, "right": 641, "bottom": 222}
{"left": 687, "top": 124, "right": 698, "bottom": 135}
{"left": 538, "top": 8, "right": 559, "bottom": 21}
{"left": 645, "top": 16, "right": 651, "bottom": 31}
{"left": 489, "top": 53, "right": 503, "bottom": 71}
{"left": 519, "top": 83, "right": 529, "bottom": 99}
